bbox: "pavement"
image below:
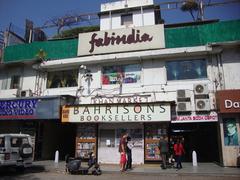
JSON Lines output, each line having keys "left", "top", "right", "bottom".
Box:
{"left": 33, "top": 160, "right": 240, "bottom": 177}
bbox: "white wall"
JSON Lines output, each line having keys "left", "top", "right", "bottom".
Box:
{"left": 100, "top": 5, "right": 155, "bottom": 30}
{"left": 222, "top": 48, "right": 240, "bottom": 89}
{"left": 101, "top": 0, "right": 154, "bottom": 12}
{"left": 0, "top": 65, "right": 36, "bottom": 98}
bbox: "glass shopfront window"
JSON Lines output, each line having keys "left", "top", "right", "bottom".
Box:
{"left": 99, "top": 128, "right": 143, "bottom": 148}
{"left": 166, "top": 59, "right": 207, "bottom": 81}
{"left": 102, "top": 64, "right": 141, "bottom": 85}
{"left": 47, "top": 69, "right": 78, "bottom": 88}
{"left": 144, "top": 123, "right": 169, "bottom": 161}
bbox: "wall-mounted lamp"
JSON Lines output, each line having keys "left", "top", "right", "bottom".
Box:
{"left": 79, "top": 65, "right": 93, "bottom": 95}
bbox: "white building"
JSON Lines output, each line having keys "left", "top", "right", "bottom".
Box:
{"left": 0, "top": 0, "right": 239, "bottom": 166}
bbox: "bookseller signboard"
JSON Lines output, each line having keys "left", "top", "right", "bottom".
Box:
{"left": 62, "top": 103, "right": 170, "bottom": 123}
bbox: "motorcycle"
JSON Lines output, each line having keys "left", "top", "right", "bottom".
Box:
{"left": 65, "top": 152, "right": 101, "bottom": 175}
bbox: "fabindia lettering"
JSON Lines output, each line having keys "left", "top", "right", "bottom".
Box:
{"left": 0, "top": 99, "right": 38, "bottom": 117}
{"left": 89, "top": 29, "right": 153, "bottom": 53}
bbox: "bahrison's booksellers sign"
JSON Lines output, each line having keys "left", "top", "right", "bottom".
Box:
{"left": 62, "top": 103, "right": 170, "bottom": 123}
{"left": 77, "top": 24, "right": 165, "bottom": 56}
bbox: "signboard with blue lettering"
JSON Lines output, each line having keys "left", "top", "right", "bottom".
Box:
{"left": 0, "top": 97, "right": 61, "bottom": 120}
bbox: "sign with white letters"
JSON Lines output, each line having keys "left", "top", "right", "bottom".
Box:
{"left": 216, "top": 90, "right": 240, "bottom": 113}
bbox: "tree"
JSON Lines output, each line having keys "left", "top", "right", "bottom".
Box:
{"left": 53, "top": 26, "right": 100, "bottom": 39}
{"left": 181, "top": 0, "right": 199, "bottom": 21}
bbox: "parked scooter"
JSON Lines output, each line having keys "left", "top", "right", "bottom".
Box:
{"left": 65, "top": 152, "right": 101, "bottom": 175}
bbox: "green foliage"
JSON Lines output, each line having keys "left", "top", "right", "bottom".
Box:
{"left": 181, "top": 0, "right": 199, "bottom": 12}
{"left": 53, "top": 26, "right": 100, "bottom": 39}
{"left": 181, "top": 0, "right": 199, "bottom": 21}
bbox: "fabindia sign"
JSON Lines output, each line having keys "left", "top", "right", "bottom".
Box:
{"left": 77, "top": 24, "right": 165, "bottom": 56}
{"left": 62, "top": 103, "right": 170, "bottom": 123}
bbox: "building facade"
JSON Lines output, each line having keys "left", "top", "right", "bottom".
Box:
{"left": 0, "top": 0, "right": 240, "bottom": 166}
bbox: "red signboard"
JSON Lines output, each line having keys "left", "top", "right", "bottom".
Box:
{"left": 216, "top": 90, "right": 240, "bottom": 113}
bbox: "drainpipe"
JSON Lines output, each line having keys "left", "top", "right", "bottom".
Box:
{"left": 109, "top": 11, "right": 112, "bottom": 30}
{"left": 218, "top": 53, "right": 226, "bottom": 90}
{"left": 141, "top": 6, "right": 144, "bottom": 26}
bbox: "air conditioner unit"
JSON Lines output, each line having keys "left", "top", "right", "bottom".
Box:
{"left": 177, "top": 102, "right": 191, "bottom": 112}
{"left": 195, "top": 99, "right": 210, "bottom": 111}
{"left": 177, "top": 89, "right": 191, "bottom": 99}
{"left": 20, "top": 90, "right": 33, "bottom": 97}
{"left": 194, "top": 84, "right": 209, "bottom": 95}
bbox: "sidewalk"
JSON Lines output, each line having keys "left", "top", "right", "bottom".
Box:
{"left": 33, "top": 160, "right": 240, "bottom": 177}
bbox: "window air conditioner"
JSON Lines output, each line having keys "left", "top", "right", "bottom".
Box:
{"left": 193, "top": 84, "right": 209, "bottom": 95}
{"left": 20, "top": 90, "right": 33, "bottom": 97}
{"left": 177, "top": 102, "right": 191, "bottom": 112}
{"left": 195, "top": 99, "right": 210, "bottom": 111}
{"left": 177, "top": 89, "right": 191, "bottom": 99}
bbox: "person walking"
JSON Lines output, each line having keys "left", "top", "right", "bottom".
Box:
{"left": 119, "top": 132, "right": 128, "bottom": 172}
{"left": 174, "top": 138, "right": 185, "bottom": 170}
{"left": 126, "top": 136, "right": 134, "bottom": 170}
{"left": 158, "top": 135, "right": 168, "bottom": 169}
{"left": 168, "top": 137, "right": 175, "bottom": 167}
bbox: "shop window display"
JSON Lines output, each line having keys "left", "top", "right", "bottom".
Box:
{"left": 75, "top": 125, "right": 97, "bottom": 159}
{"left": 102, "top": 64, "right": 141, "bottom": 85}
{"left": 99, "top": 128, "right": 143, "bottom": 148}
{"left": 144, "top": 123, "right": 168, "bottom": 161}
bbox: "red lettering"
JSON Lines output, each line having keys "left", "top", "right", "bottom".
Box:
{"left": 88, "top": 29, "right": 153, "bottom": 53}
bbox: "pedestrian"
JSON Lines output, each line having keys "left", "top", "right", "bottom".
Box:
{"left": 126, "top": 136, "right": 134, "bottom": 170}
{"left": 168, "top": 137, "right": 175, "bottom": 166}
{"left": 119, "top": 132, "right": 128, "bottom": 172}
{"left": 174, "top": 138, "right": 185, "bottom": 170}
{"left": 158, "top": 135, "right": 168, "bottom": 169}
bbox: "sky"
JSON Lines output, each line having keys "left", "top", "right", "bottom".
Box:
{"left": 0, "top": 0, "right": 240, "bottom": 37}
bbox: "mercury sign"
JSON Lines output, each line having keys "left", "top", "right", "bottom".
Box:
{"left": 0, "top": 97, "right": 63, "bottom": 120}
{"left": 62, "top": 103, "right": 170, "bottom": 123}
{"left": 78, "top": 24, "right": 165, "bottom": 56}
{"left": 0, "top": 99, "right": 38, "bottom": 119}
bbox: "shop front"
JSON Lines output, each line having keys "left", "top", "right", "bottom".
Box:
{"left": 0, "top": 95, "right": 76, "bottom": 160}
{"left": 171, "top": 112, "right": 220, "bottom": 162}
{"left": 62, "top": 102, "right": 171, "bottom": 164}
{"left": 216, "top": 90, "right": 240, "bottom": 167}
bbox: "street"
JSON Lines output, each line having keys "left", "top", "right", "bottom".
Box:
{"left": 0, "top": 167, "right": 240, "bottom": 180}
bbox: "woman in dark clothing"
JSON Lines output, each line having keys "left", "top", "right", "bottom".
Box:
{"left": 168, "top": 137, "right": 175, "bottom": 165}
{"left": 126, "top": 136, "right": 134, "bottom": 170}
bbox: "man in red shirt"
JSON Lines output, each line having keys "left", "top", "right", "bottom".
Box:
{"left": 174, "top": 138, "right": 185, "bottom": 170}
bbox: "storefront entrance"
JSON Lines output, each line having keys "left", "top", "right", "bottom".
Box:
{"left": 170, "top": 122, "right": 220, "bottom": 162}
{"left": 35, "top": 121, "right": 76, "bottom": 160}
